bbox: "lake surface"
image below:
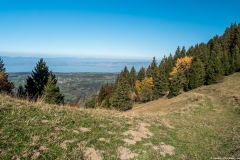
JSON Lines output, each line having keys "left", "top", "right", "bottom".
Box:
{"left": 5, "top": 65, "right": 146, "bottom": 73}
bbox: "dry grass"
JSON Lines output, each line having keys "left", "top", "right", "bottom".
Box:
{"left": 1, "top": 73, "right": 240, "bottom": 159}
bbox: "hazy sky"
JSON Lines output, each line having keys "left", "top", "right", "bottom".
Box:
{"left": 1, "top": 0, "right": 240, "bottom": 59}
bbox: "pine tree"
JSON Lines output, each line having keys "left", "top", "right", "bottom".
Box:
{"left": 0, "top": 57, "right": 6, "bottom": 73}
{"left": 180, "top": 46, "right": 186, "bottom": 58}
{"left": 137, "top": 67, "right": 145, "bottom": 81}
{"left": 168, "top": 69, "right": 186, "bottom": 98}
{"left": 122, "top": 66, "right": 130, "bottom": 84}
{"left": 25, "top": 76, "right": 38, "bottom": 99}
{"left": 42, "top": 72, "right": 64, "bottom": 105}
{"left": 98, "top": 85, "right": 107, "bottom": 105}
{"left": 157, "top": 60, "right": 169, "bottom": 96}
{"left": 232, "top": 45, "right": 240, "bottom": 72}
{"left": 174, "top": 46, "right": 181, "bottom": 61}
{"left": 17, "top": 85, "right": 26, "bottom": 98}
{"left": 25, "top": 58, "right": 50, "bottom": 100}
{"left": 222, "top": 51, "right": 231, "bottom": 75}
{"left": 0, "top": 72, "right": 14, "bottom": 94}
{"left": 129, "top": 66, "right": 137, "bottom": 89}
{"left": 188, "top": 58, "right": 205, "bottom": 90}
{"left": 110, "top": 72, "right": 132, "bottom": 111}
{"left": 205, "top": 59, "right": 216, "bottom": 85}
{"left": 146, "top": 57, "right": 160, "bottom": 99}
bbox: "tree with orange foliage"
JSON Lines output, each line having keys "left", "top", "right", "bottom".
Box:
{"left": 168, "top": 56, "right": 192, "bottom": 98}
{"left": 135, "top": 77, "right": 154, "bottom": 102}
{"left": 0, "top": 72, "right": 14, "bottom": 94}
{"left": 170, "top": 56, "right": 193, "bottom": 77}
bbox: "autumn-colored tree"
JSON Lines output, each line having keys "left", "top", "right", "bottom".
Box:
{"left": 170, "top": 56, "right": 193, "bottom": 77}
{"left": 168, "top": 56, "right": 192, "bottom": 98}
{"left": 0, "top": 72, "right": 14, "bottom": 94}
{"left": 135, "top": 77, "right": 154, "bottom": 102}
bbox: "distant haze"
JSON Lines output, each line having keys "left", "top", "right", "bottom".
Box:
{"left": 1, "top": 56, "right": 152, "bottom": 73}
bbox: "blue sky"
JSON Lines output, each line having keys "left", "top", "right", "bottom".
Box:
{"left": 1, "top": 0, "right": 240, "bottom": 60}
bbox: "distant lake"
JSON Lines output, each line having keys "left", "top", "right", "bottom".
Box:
{"left": 5, "top": 65, "right": 145, "bottom": 73}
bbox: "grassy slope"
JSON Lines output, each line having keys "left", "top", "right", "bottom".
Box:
{"left": 1, "top": 73, "right": 240, "bottom": 159}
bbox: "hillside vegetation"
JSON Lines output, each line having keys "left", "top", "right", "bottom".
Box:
{"left": 1, "top": 73, "right": 240, "bottom": 159}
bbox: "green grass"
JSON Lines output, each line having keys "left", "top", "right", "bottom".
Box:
{"left": 1, "top": 73, "right": 240, "bottom": 159}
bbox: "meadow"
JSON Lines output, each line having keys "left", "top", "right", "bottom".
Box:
{"left": 1, "top": 73, "right": 239, "bottom": 159}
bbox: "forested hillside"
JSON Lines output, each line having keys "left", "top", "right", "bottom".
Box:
{"left": 91, "top": 22, "right": 240, "bottom": 111}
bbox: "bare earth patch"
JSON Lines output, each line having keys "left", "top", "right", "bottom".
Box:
{"left": 122, "top": 122, "right": 153, "bottom": 145}
{"left": 107, "top": 131, "right": 114, "bottom": 135}
{"left": 60, "top": 140, "right": 75, "bottom": 149}
{"left": 31, "top": 150, "right": 40, "bottom": 159}
{"left": 144, "top": 142, "right": 175, "bottom": 156}
{"left": 98, "top": 138, "right": 110, "bottom": 143}
{"left": 39, "top": 146, "right": 48, "bottom": 151}
{"left": 123, "top": 138, "right": 136, "bottom": 145}
{"left": 117, "top": 146, "right": 138, "bottom": 160}
{"left": 162, "top": 119, "right": 175, "bottom": 129}
{"left": 31, "top": 136, "right": 40, "bottom": 142}
{"left": 84, "top": 147, "right": 104, "bottom": 160}
{"left": 159, "top": 142, "right": 175, "bottom": 157}
{"left": 73, "top": 130, "right": 79, "bottom": 134}
{"left": 41, "top": 120, "right": 49, "bottom": 123}
{"left": 79, "top": 127, "right": 91, "bottom": 132}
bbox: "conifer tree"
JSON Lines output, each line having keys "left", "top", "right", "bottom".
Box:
{"left": 174, "top": 46, "right": 181, "bottom": 61}
{"left": 25, "top": 77, "right": 38, "bottom": 99}
{"left": 188, "top": 58, "right": 205, "bottom": 90}
{"left": 25, "top": 58, "right": 50, "bottom": 100}
{"left": 0, "top": 57, "right": 6, "bottom": 73}
{"left": 232, "top": 45, "right": 240, "bottom": 72}
{"left": 98, "top": 85, "right": 107, "bottom": 105}
{"left": 222, "top": 51, "right": 231, "bottom": 75}
{"left": 168, "top": 69, "right": 186, "bottom": 98}
{"left": 157, "top": 60, "right": 169, "bottom": 96}
{"left": 42, "top": 72, "right": 64, "bottom": 105}
{"left": 205, "top": 59, "right": 216, "bottom": 85}
{"left": 110, "top": 72, "right": 132, "bottom": 111}
{"left": 180, "top": 46, "right": 186, "bottom": 58}
{"left": 129, "top": 66, "right": 137, "bottom": 89}
{"left": 17, "top": 85, "right": 26, "bottom": 98}
{"left": 122, "top": 66, "right": 130, "bottom": 84}
{"left": 137, "top": 67, "right": 145, "bottom": 81}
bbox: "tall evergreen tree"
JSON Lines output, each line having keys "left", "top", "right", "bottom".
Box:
{"left": 110, "top": 72, "right": 132, "bottom": 111}
{"left": 42, "top": 72, "right": 64, "bottom": 105}
{"left": 222, "top": 51, "right": 231, "bottom": 75}
{"left": 137, "top": 67, "right": 145, "bottom": 81}
{"left": 174, "top": 46, "right": 181, "bottom": 61}
{"left": 25, "top": 58, "right": 50, "bottom": 100}
{"left": 188, "top": 58, "right": 205, "bottom": 90}
{"left": 231, "top": 45, "right": 240, "bottom": 72}
{"left": 180, "top": 46, "right": 186, "bottom": 58}
{"left": 168, "top": 69, "right": 186, "bottom": 98}
{"left": 98, "top": 85, "right": 107, "bottom": 105}
{"left": 157, "top": 60, "right": 169, "bottom": 96}
{"left": 0, "top": 57, "right": 6, "bottom": 73}
{"left": 122, "top": 66, "right": 130, "bottom": 84}
{"left": 17, "top": 85, "right": 26, "bottom": 98}
{"left": 205, "top": 59, "right": 216, "bottom": 85}
{"left": 129, "top": 66, "right": 137, "bottom": 89}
